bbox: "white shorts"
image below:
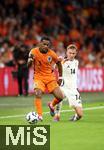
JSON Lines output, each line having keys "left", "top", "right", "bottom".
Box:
{"left": 60, "top": 87, "right": 82, "bottom": 108}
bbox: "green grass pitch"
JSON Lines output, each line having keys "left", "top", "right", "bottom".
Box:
{"left": 0, "top": 92, "right": 104, "bottom": 150}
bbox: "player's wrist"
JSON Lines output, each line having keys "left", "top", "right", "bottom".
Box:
{"left": 28, "top": 58, "right": 33, "bottom": 62}
{"left": 59, "top": 76, "right": 63, "bottom": 79}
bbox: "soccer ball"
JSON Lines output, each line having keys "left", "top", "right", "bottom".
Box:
{"left": 26, "top": 112, "right": 38, "bottom": 124}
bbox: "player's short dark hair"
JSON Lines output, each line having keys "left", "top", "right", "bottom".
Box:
{"left": 40, "top": 36, "right": 51, "bottom": 42}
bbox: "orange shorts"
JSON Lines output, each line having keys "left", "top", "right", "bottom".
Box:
{"left": 33, "top": 79, "right": 59, "bottom": 93}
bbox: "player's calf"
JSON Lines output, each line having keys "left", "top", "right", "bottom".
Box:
{"left": 48, "top": 87, "right": 64, "bottom": 115}
{"left": 75, "top": 106, "right": 83, "bottom": 118}
{"left": 53, "top": 87, "right": 64, "bottom": 100}
{"left": 70, "top": 107, "right": 83, "bottom": 121}
{"left": 34, "top": 89, "right": 43, "bottom": 119}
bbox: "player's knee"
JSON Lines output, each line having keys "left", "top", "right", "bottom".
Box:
{"left": 34, "top": 89, "right": 42, "bottom": 98}
{"left": 53, "top": 87, "right": 64, "bottom": 100}
{"left": 60, "top": 93, "right": 65, "bottom": 100}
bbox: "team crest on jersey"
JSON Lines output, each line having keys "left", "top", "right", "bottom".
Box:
{"left": 47, "top": 56, "right": 52, "bottom": 62}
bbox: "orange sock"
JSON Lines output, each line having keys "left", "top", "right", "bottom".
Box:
{"left": 34, "top": 98, "right": 42, "bottom": 116}
{"left": 51, "top": 98, "right": 60, "bottom": 107}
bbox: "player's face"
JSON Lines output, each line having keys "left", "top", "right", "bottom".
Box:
{"left": 66, "top": 48, "right": 77, "bottom": 60}
{"left": 39, "top": 40, "right": 50, "bottom": 53}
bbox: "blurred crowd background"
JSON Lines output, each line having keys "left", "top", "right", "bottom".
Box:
{"left": 0, "top": 0, "right": 104, "bottom": 68}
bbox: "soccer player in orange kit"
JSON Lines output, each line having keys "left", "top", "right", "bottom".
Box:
{"left": 27, "top": 37, "right": 64, "bottom": 121}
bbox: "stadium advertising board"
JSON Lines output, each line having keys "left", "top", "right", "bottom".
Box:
{"left": 0, "top": 67, "right": 104, "bottom": 96}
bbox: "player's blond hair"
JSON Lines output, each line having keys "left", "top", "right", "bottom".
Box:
{"left": 67, "top": 44, "right": 77, "bottom": 51}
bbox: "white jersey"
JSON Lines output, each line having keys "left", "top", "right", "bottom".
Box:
{"left": 61, "top": 59, "right": 79, "bottom": 90}
{"left": 60, "top": 59, "right": 82, "bottom": 107}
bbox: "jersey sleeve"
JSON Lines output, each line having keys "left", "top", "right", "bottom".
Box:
{"left": 51, "top": 50, "right": 59, "bottom": 63}
{"left": 29, "top": 48, "right": 36, "bottom": 58}
{"left": 75, "top": 60, "right": 79, "bottom": 69}
{"left": 77, "top": 60, "right": 79, "bottom": 67}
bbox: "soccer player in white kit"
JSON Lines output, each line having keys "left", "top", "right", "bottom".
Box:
{"left": 54, "top": 44, "right": 83, "bottom": 121}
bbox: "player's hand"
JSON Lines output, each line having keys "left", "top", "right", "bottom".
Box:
{"left": 57, "top": 79, "right": 62, "bottom": 86}
{"left": 29, "top": 54, "right": 34, "bottom": 59}
{"left": 58, "top": 56, "right": 64, "bottom": 61}
{"left": 27, "top": 54, "right": 34, "bottom": 67}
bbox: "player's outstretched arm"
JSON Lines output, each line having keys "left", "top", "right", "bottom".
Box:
{"left": 27, "top": 54, "right": 34, "bottom": 67}
{"left": 56, "top": 61, "right": 62, "bottom": 86}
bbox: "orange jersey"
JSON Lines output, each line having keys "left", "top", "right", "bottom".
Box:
{"left": 29, "top": 47, "right": 59, "bottom": 83}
